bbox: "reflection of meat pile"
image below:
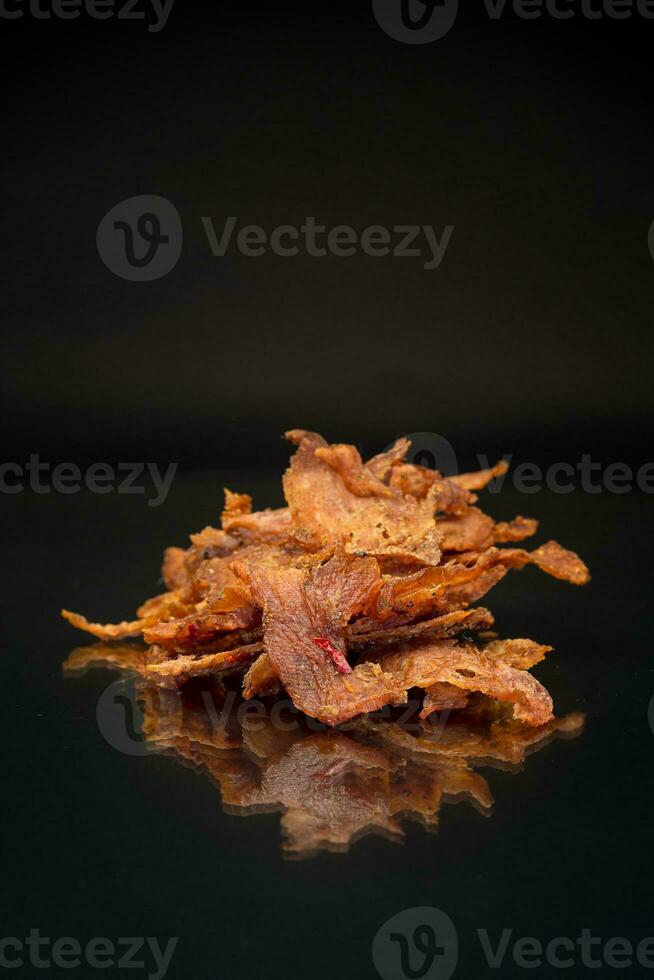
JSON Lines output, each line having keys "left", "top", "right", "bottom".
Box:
{"left": 156, "top": 694, "right": 584, "bottom": 858}
{"left": 63, "top": 647, "right": 585, "bottom": 857}
{"left": 62, "top": 430, "right": 589, "bottom": 727}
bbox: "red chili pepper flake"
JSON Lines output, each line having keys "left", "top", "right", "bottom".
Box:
{"left": 313, "top": 636, "right": 352, "bottom": 674}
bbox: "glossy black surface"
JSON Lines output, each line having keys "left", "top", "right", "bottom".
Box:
{"left": 4, "top": 473, "right": 652, "bottom": 979}
{"left": 3, "top": 0, "right": 654, "bottom": 975}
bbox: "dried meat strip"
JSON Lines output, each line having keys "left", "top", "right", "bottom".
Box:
{"left": 439, "top": 510, "right": 538, "bottom": 554}
{"left": 242, "top": 607, "right": 495, "bottom": 701}
{"left": 316, "top": 443, "right": 396, "bottom": 498}
{"left": 388, "top": 464, "right": 474, "bottom": 513}
{"left": 61, "top": 610, "right": 156, "bottom": 640}
{"left": 348, "top": 607, "right": 494, "bottom": 648}
{"left": 437, "top": 507, "right": 495, "bottom": 552}
{"left": 142, "top": 605, "right": 260, "bottom": 649}
{"left": 367, "top": 639, "right": 554, "bottom": 726}
{"left": 386, "top": 541, "right": 589, "bottom": 619}
{"left": 243, "top": 652, "right": 283, "bottom": 699}
{"left": 283, "top": 430, "right": 442, "bottom": 566}
{"left": 221, "top": 489, "right": 294, "bottom": 546}
{"left": 421, "top": 683, "right": 471, "bottom": 712}
{"left": 240, "top": 550, "right": 406, "bottom": 724}
{"left": 493, "top": 516, "right": 539, "bottom": 544}
{"left": 143, "top": 642, "right": 263, "bottom": 681}
{"left": 364, "top": 437, "right": 411, "bottom": 482}
{"left": 450, "top": 459, "right": 509, "bottom": 491}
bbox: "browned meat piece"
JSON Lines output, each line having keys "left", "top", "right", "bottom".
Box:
{"left": 316, "top": 443, "right": 396, "bottom": 498}
{"left": 162, "top": 547, "right": 188, "bottom": 590}
{"left": 222, "top": 489, "right": 252, "bottom": 519}
{"left": 420, "top": 638, "right": 551, "bottom": 718}
{"left": 389, "top": 464, "right": 474, "bottom": 514}
{"left": 364, "top": 437, "right": 411, "bottom": 482}
{"left": 482, "top": 637, "right": 552, "bottom": 669}
{"left": 239, "top": 549, "right": 404, "bottom": 725}
{"left": 143, "top": 642, "right": 263, "bottom": 681}
{"left": 243, "top": 652, "right": 283, "bottom": 699}
{"left": 437, "top": 506, "right": 495, "bottom": 552}
{"left": 348, "top": 607, "right": 495, "bottom": 648}
{"left": 143, "top": 605, "right": 260, "bottom": 649}
{"left": 518, "top": 539, "right": 590, "bottom": 585}
{"left": 385, "top": 541, "right": 589, "bottom": 620}
{"left": 450, "top": 459, "right": 509, "bottom": 491}
{"left": 368, "top": 638, "right": 554, "bottom": 726}
{"left": 238, "top": 544, "right": 555, "bottom": 726}
{"left": 221, "top": 487, "right": 294, "bottom": 545}
{"left": 421, "top": 683, "right": 471, "bottom": 712}
{"left": 241, "top": 608, "right": 496, "bottom": 700}
{"left": 283, "top": 430, "right": 442, "bottom": 566}
{"left": 493, "top": 516, "right": 539, "bottom": 543}
{"left": 61, "top": 609, "right": 155, "bottom": 640}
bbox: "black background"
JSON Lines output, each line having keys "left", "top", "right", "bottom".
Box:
{"left": 2, "top": 0, "right": 653, "bottom": 470}
{"left": 2, "top": 1, "right": 654, "bottom": 978}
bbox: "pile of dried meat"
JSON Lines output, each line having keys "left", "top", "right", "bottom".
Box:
{"left": 62, "top": 430, "right": 590, "bottom": 727}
